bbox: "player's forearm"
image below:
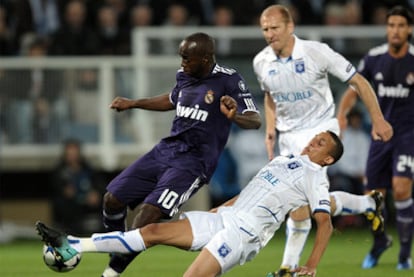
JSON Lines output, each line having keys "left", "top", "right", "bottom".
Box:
{"left": 264, "top": 94, "right": 276, "bottom": 133}
{"left": 233, "top": 112, "right": 261, "bottom": 129}
{"left": 337, "top": 87, "right": 358, "bottom": 118}
{"left": 350, "top": 74, "right": 384, "bottom": 122}
{"left": 130, "top": 93, "right": 174, "bottom": 111}
{"left": 304, "top": 213, "right": 332, "bottom": 269}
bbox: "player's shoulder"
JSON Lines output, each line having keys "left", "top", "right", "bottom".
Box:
{"left": 299, "top": 37, "right": 332, "bottom": 53}
{"left": 212, "top": 63, "right": 237, "bottom": 76}
{"left": 367, "top": 43, "right": 388, "bottom": 57}
{"left": 296, "top": 37, "right": 337, "bottom": 62}
{"left": 408, "top": 44, "right": 414, "bottom": 56}
{"left": 253, "top": 45, "right": 274, "bottom": 66}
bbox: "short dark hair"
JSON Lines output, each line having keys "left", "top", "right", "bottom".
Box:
{"left": 387, "top": 5, "right": 413, "bottom": 25}
{"left": 327, "top": 131, "right": 344, "bottom": 165}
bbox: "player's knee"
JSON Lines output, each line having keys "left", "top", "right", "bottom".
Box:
{"left": 132, "top": 203, "right": 164, "bottom": 228}
{"left": 290, "top": 206, "right": 311, "bottom": 221}
{"left": 103, "top": 192, "right": 125, "bottom": 212}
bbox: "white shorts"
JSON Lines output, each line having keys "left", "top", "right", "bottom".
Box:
{"left": 279, "top": 117, "right": 340, "bottom": 156}
{"left": 183, "top": 209, "right": 261, "bottom": 274}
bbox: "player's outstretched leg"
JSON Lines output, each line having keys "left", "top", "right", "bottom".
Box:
{"left": 35, "top": 221, "right": 79, "bottom": 262}
{"left": 362, "top": 191, "right": 393, "bottom": 269}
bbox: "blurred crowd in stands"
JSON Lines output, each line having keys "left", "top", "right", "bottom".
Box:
{"left": 1, "top": 0, "right": 414, "bottom": 57}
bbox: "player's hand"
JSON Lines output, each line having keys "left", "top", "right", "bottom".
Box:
{"left": 292, "top": 266, "right": 316, "bottom": 276}
{"left": 371, "top": 118, "right": 393, "bottom": 142}
{"left": 220, "top": 96, "right": 237, "bottom": 119}
{"left": 109, "top": 96, "right": 132, "bottom": 112}
{"left": 336, "top": 114, "right": 348, "bottom": 135}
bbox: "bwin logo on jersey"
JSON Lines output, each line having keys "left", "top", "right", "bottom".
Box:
{"left": 288, "top": 161, "right": 301, "bottom": 170}
{"left": 295, "top": 60, "right": 305, "bottom": 73}
{"left": 176, "top": 102, "right": 209, "bottom": 121}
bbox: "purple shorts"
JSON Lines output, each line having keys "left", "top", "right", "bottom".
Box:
{"left": 365, "top": 131, "right": 414, "bottom": 190}
{"left": 106, "top": 147, "right": 207, "bottom": 218}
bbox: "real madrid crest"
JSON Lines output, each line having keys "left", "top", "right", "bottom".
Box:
{"left": 204, "top": 90, "right": 215, "bottom": 104}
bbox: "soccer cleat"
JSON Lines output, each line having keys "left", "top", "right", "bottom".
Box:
{"left": 365, "top": 190, "right": 385, "bottom": 235}
{"left": 270, "top": 267, "right": 295, "bottom": 277}
{"left": 361, "top": 235, "right": 393, "bottom": 269}
{"left": 397, "top": 258, "right": 412, "bottom": 270}
{"left": 35, "top": 221, "right": 78, "bottom": 262}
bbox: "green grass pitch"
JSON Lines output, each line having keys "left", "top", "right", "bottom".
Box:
{"left": 0, "top": 225, "right": 412, "bottom": 277}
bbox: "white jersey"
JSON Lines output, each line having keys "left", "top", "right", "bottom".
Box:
{"left": 183, "top": 154, "right": 330, "bottom": 273}
{"left": 253, "top": 35, "right": 356, "bottom": 132}
{"left": 230, "top": 154, "right": 330, "bottom": 247}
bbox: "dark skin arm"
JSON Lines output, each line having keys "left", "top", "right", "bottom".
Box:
{"left": 220, "top": 95, "right": 261, "bottom": 129}
{"left": 110, "top": 94, "right": 261, "bottom": 129}
{"left": 109, "top": 93, "right": 174, "bottom": 111}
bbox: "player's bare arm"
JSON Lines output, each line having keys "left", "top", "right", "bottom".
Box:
{"left": 347, "top": 73, "right": 393, "bottom": 141}
{"left": 109, "top": 93, "right": 174, "bottom": 112}
{"left": 293, "top": 211, "right": 332, "bottom": 277}
{"left": 220, "top": 95, "right": 261, "bottom": 129}
{"left": 264, "top": 91, "right": 276, "bottom": 160}
{"left": 336, "top": 87, "right": 359, "bottom": 131}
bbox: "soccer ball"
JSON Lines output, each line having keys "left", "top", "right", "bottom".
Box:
{"left": 42, "top": 244, "right": 81, "bottom": 272}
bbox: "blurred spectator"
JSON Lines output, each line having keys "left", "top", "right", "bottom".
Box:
{"left": 343, "top": 0, "right": 362, "bottom": 25}
{"left": 329, "top": 108, "right": 370, "bottom": 194}
{"left": 370, "top": 4, "right": 389, "bottom": 24}
{"left": 291, "top": 0, "right": 323, "bottom": 24}
{"left": 23, "top": 35, "right": 67, "bottom": 143}
{"left": 0, "top": 68, "right": 11, "bottom": 143}
{"left": 0, "top": 4, "right": 13, "bottom": 55}
{"left": 209, "top": 146, "right": 240, "bottom": 208}
{"left": 12, "top": 0, "right": 60, "bottom": 51}
{"left": 361, "top": 0, "right": 411, "bottom": 24}
{"left": 222, "top": 0, "right": 266, "bottom": 25}
{"left": 161, "top": 2, "right": 192, "bottom": 54}
{"left": 96, "top": 4, "right": 130, "bottom": 55}
{"left": 229, "top": 128, "right": 268, "bottom": 189}
{"left": 164, "top": 2, "right": 193, "bottom": 26}
{"left": 212, "top": 5, "right": 234, "bottom": 56}
{"left": 49, "top": 0, "right": 99, "bottom": 55}
{"left": 50, "top": 139, "right": 106, "bottom": 235}
{"left": 103, "top": 0, "right": 131, "bottom": 30}
{"left": 0, "top": 35, "right": 67, "bottom": 143}
{"left": 323, "top": 2, "right": 346, "bottom": 51}
{"left": 130, "top": 3, "right": 153, "bottom": 27}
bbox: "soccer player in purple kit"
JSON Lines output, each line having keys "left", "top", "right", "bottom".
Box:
{"left": 100, "top": 32, "right": 261, "bottom": 277}
{"left": 337, "top": 5, "right": 414, "bottom": 270}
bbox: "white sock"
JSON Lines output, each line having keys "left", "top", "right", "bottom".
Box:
{"left": 69, "top": 229, "right": 146, "bottom": 254}
{"left": 281, "top": 217, "right": 311, "bottom": 269}
{"left": 330, "top": 191, "right": 375, "bottom": 216}
{"left": 102, "top": 267, "right": 120, "bottom": 277}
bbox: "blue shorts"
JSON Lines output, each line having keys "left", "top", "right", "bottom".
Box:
{"left": 365, "top": 131, "right": 414, "bottom": 190}
{"left": 106, "top": 147, "right": 207, "bottom": 218}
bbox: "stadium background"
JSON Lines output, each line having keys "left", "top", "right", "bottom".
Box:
{"left": 1, "top": 0, "right": 413, "bottom": 248}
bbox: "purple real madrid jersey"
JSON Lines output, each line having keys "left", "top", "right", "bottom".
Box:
{"left": 358, "top": 44, "right": 414, "bottom": 135}
{"left": 153, "top": 63, "right": 259, "bottom": 181}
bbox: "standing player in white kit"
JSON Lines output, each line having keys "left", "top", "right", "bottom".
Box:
{"left": 253, "top": 4, "right": 394, "bottom": 276}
